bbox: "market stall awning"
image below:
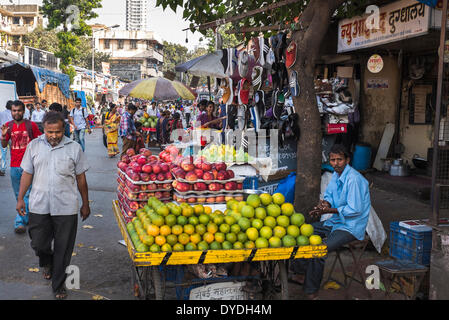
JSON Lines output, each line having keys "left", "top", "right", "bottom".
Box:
{"left": 0, "top": 62, "right": 71, "bottom": 98}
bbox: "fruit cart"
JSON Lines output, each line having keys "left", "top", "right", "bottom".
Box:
{"left": 113, "top": 200, "right": 328, "bottom": 300}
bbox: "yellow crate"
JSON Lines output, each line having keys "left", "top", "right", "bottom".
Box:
{"left": 113, "top": 200, "right": 327, "bottom": 267}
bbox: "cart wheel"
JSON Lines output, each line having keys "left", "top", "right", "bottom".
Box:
{"left": 151, "top": 266, "right": 165, "bottom": 300}
{"left": 278, "top": 261, "right": 289, "bottom": 300}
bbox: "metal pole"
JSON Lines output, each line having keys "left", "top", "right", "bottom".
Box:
{"left": 431, "top": 0, "right": 448, "bottom": 226}
{"left": 92, "top": 31, "right": 96, "bottom": 103}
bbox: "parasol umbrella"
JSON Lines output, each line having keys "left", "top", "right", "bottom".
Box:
{"left": 175, "top": 50, "right": 226, "bottom": 79}
{"left": 118, "top": 77, "right": 196, "bottom": 101}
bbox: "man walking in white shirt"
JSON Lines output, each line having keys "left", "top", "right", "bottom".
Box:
{"left": 31, "top": 102, "right": 46, "bottom": 133}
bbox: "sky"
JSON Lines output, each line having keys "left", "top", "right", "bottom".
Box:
{"left": 12, "top": 0, "right": 206, "bottom": 51}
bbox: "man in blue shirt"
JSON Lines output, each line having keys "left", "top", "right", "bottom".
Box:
{"left": 301, "top": 144, "right": 371, "bottom": 299}
{"left": 119, "top": 103, "right": 138, "bottom": 157}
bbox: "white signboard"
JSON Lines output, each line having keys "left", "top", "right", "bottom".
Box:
{"left": 338, "top": 0, "right": 430, "bottom": 53}
{"left": 0, "top": 81, "right": 18, "bottom": 112}
{"left": 189, "top": 282, "right": 248, "bottom": 300}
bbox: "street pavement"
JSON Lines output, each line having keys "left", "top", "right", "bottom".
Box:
{"left": 0, "top": 128, "right": 438, "bottom": 300}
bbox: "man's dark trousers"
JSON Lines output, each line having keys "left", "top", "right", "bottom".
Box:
{"left": 28, "top": 213, "right": 78, "bottom": 292}
{"left": 302, "top": 221, "right": 356, "bottom": 294}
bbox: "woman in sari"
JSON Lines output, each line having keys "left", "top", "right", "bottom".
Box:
{"left": 104, "top": 104, "right": 121, "bottom": 158}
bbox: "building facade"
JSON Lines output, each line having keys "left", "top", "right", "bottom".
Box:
{"left": 126, "top": 0, "right": 149, "bottom": 32}
{"left": 0, "top": 4, "right": 43, "bottom": 53}
{"left": 94, "top": 28, "right": 164, "bottom": 82}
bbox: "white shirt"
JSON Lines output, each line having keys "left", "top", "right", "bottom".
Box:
{"left": 70, "top": 107, "right": 88, "bottom": 130}
{"left": 24, "top": 108, "right": 31, "bottom": 120}
{"left": 184, "top": 105, "right": 191, "bottom": 114}
{"left": 31, "top": 109, "right": 46, "bottom": 122}
{"left": 147, "top": 106, "right": 158, "bottom": 117}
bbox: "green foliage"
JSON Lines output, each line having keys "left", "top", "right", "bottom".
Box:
{"left": 40, "top": 0, "right": 102, "bottom": 82}
{"left": 205, "top": 23, "right": 242, "bottom": 53}
{"left": 21, "top": 26, "right": 59, "bottom": 54}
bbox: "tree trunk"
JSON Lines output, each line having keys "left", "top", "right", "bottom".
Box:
{"left": 291, "top": 0, "right": 345, "bottom": 214}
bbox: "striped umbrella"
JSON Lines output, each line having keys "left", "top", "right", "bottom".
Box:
{"left": 118, "top": 77, "right": 196, "bottom": 101}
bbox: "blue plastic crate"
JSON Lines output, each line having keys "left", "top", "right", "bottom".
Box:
{"left": 159, "top": 265, "right": 184, "bottom": 282}
{"left": 389, "top": 222, "right": 432, "bottom": 265}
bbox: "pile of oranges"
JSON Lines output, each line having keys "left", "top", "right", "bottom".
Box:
{"left": 126, "top": 194, "right": 322, "bottom": 253}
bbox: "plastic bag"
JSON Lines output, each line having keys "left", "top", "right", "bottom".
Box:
{"left": 274, "top": 172, "right": 296, "bottom": 204}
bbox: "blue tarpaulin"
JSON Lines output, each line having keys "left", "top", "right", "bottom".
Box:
{"left": 73, "top": 90, "right": 87, "bottom": 108}
{"left": 0, "top": 62, "right": 71, "bottom": 98}
{"left": 416, "top": 0, "right": 438, "bottom": 7}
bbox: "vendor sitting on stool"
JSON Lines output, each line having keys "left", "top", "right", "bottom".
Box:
{"left": 293, "top": 144, "right": 371, "bottom": 300}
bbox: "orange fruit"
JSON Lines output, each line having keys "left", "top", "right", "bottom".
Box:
{"left": 203, "top": 232, "right": 215, "bottom": 244}
{"left": 214, "top": 232, "right": 225, "bottom": 243}
{"left": 195, "top": 224, "right": 207, "bottom": 235}
{"left": 281, "top": 203, "right": 295, "bottom": 216}
{"left": 204, "top": 206, "right": 212, "bottom": 215}
{"left": 193, "top": 204, "right": 204, "bottom": 215}
{"left": 184, "top": 224, "right": 195, "bottom": 235}
{"left": 178, "top": 233, "right": 190, "bottom": 245}
{"left": 246, "top": 227, "right": 259, "bottom": 241}
{"left": 166, "top": 234, "right": 178, "bottom": 246}
{"left": 182, "top": 206, "right": 194, "bottom": 217}
{"left": 272, "top": 193, "right": 285, "bottom": 205}
{"left": 207, "top": 223, "right": 218, "bottom": 234}
{"left": 190, "top": 233, "right": 202, "bottom": 244}
{"left": 155, "top": 235, "right": 166, "bottom": 246}
{"left": 171, "top": 225, "right": 183, "bottom": 235}
{"left": 173, "top": 243, "right": 184, "bottom": 252}
{"left": 146, "top": 225, "right": 160, "bottom": 237}
{"left": 159, "top": 225, "right": 171, "bottom": 236}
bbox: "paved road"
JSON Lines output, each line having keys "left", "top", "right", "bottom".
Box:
{"left": 0, "top": 129, "right": 135, "bottom": 300}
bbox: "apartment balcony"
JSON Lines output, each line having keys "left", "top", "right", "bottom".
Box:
{"left": 0, "top": 23, "right": 36, "bottom": 35}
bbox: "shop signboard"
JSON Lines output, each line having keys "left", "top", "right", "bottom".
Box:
{"left": 338, "top": 0, "right": 430, "bottom": 53}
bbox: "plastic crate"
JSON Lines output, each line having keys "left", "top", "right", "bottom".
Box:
{"left": 243, "top": 176, "right": 259, "bottom": 190}
{"left": 389, "top": 221, "right": 432, "bottom": 265}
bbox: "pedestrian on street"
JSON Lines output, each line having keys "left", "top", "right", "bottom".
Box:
{"left": 31, "top": 102, "right": 46, "bottom": 133}
{"left": 104, "top": 104, "right": 121, "bottom": 158}
{"left": 0, "top": 100, "right": 14, "bottom": 176}
{"left": 16, "top": 111, "right": 90, "bottom": 300}
{"left": 69, "top": 98, "right": 92, "bottom": 152}
{"left": 62, "top": 105, "right": 71, "bottom": 138}
{"left": 1, "top": 100, "right": 42, "bottom": 233}
{"left": 119, "top": 103, "right": 138, "bottom": 157}
{"left": 184, "top": 102, "right": 192, "bottom": 127}
{"left": 41, "top": 100, "right": 48, "bottom": 112}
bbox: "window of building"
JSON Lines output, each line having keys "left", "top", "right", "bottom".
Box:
{"left": 118, "top": 39, "right": 124, "bottom": 49}
{"left": 13, "top": 17, "right": 20, "bottom": 25}
{"left": 131, "top": 40, "right": 137, "bottom": 49}
{"left": 104, "top": 39, "right": 110, "bottom": 49}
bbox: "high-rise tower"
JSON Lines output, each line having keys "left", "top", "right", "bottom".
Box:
{"left": 126, "top": 0, "right": 149, "bottom": 31}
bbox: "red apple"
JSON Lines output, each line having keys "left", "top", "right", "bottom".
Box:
{"left": 117, "top": 161, "right": 128, "bottom": 171}
{"left": 137, "top": 156, "right": 147, "bottom": 166}
{"left": 185, "top": 172, "right": 198, "bottom": 182}
{"left": 130, "top": 172, "right": 140, "bottom": 182}
{"left": 120, "top": 155, "right": 130, "bottom": 164}
{"left": 129, "top": 201, "right": 139, "bottom": 210}
{"left": 217, "top": 170, "right": 228, "bottom": 181}
{"left": 187, "top": 197, "right": 196, "bottom": 204}
{"left": 162, "top": 191, "right": 171, "bottom": 198}
{"left": 140, "top": 173, "right": 151, "bottom": 182}
{"left": 129, "top": 184, "right": 140, "bottom": 193}
{"left": 193, "top": 168, "right": 204, "bottom": 179}
{"left": 163, "top": 183, "right": 172, "bottom": 190}
{"left": 160, "top": 163, "right": 169, "bottom": 173}
{"left": 129, "top": 162, "right": 142, "bottom": 173}
{"left": 225, "top": 181, "right": 238, "bottom": 191}
{"left": 126, "top": 148, "right": 136, "bottom": 157}
{"left": 140, "top": 184, "right": 147, "bottom": 191}
{"left": 165, "top": 172, "right": 172, "bottom": 180}
{"left": 148, "top": 183, "right": 157, "bottom": 190}
{"left": 237, "top": 183, "right": 243, "bottom": 190}
{"left": 157, "top": 173, "right": 166, "bottom": 181}
{"left": 226, "top": 170, "right": 235, "bottom": 179}
{"left": 197, "top": 197, "right": 206, "bottom": 203}
{"left": 127, "top": 191, "right": 136, "bottom": 200}
{"left": 142, "top": 164, "right": 153, "bottom": 174}
{"left": 206, "top": 197, "right": 216, "bottom": 204}
{"left": 201, "top": 162, "right": 212, "bottom": 172}
{"left": 181, "top": 162, "right": 195, "bottom": 172}
{"left": 196, "top": 182, "right": 208, "bottom": 191}
{"left": 140, "top": 148, "right": 152, "bottom": 157}
{"left": 202, "top": 171, "right": 214, "bottom": 181}
{"left": 208, "top": 183, "right": 222, "bottom": 192}
{"left": 152, "top": 164, "right": 161, "bottom": 174}
{"left": 215, "top": 162, "right": 227, "bottom": 171}
{"left": 138, "top": 193, "right": 148, "bottom": 200}
{"left": 149, "top": 174, "right": 157, "bottom": 181}
{"left": 172, "top": 180, "right": 178, "bottom": 189}
{"left": 155, "top": 191, "right": 163, "bottom": 199}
